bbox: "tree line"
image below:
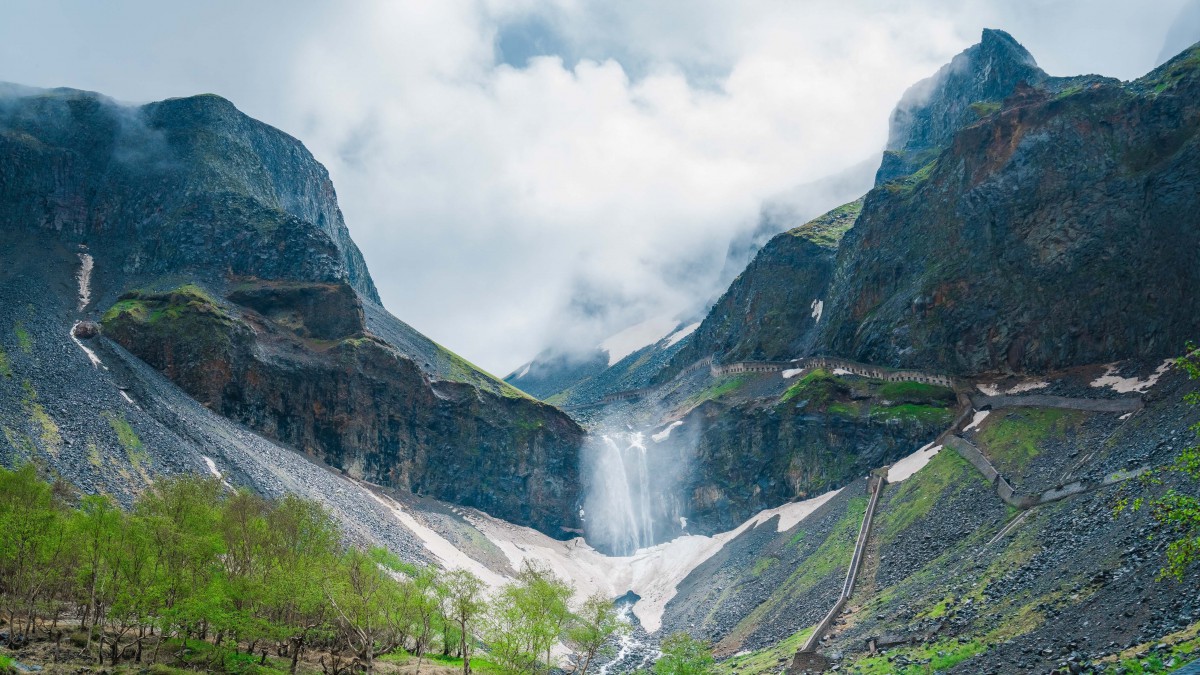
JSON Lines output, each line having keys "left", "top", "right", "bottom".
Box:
{"left": 0, "top": 465, "right": 721, "bottom": 675}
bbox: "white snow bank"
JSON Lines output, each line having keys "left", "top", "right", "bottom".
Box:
{"left": 782, "top": 368, "right": 805, "bottom": 379}
{"left": 810, "top": 299, "right": 824, "bottom": 323}
{"left": 651, "top": 421, "right": 682, "bottom": 443}
{"left": 465, "top": 489, "right": 840, "bottom": 633}
{"left": 664, "top": 322, "right": 701, "bottom": 348}
{"left": 599, "top": 316, "right": 680, "bottom": 366}
{"left": 832, "top": 367, "right": 852, "bottom": 376}
{"left": 963, "top": 409, "right": 990, "bottom": 432}
{"left": 1090, "top": 360, "right": 1173, "bottom": 394}
{"left": 887, "top": 442, "right": 942, "bottom": 482}
{"left": 514, "top": 363, "right": 531, "bottom": 379}
{"left": 120, "top": 391, "right": 134, "bottom": 404}
{"left": 368, "top": 490, "right": 508, "bottom": 587}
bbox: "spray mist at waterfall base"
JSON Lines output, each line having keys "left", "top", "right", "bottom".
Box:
{"left": 580, "top": 426, "right": 689, "bottom": 556}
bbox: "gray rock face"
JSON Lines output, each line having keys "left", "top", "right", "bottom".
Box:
{"left": 0, "top": 84, "right": 586, "bottom": 536}
{"left": 0, "top": 87, "right": 378, "bottom": 301}
{"left": 672, "top": 34, "right": 1200, "bottom": 377}
{"left": 821, "top": 43, "right": 1200, "bottom": 374}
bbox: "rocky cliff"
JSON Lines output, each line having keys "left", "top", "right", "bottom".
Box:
{"left": 0, "top": 85, "right": 584, "bottom": 535}
{"left": 665, "top": 33, "right": 1200, "bottom": 378}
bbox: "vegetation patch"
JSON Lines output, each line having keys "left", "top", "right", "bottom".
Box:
{"left": 21, "top": 380, "right": 62, "bottom": 456}
{"left": 722, "top": 495, "right": 868, "bottom": 648}
{"left": 13, "top": 322, "right": 32, "bottom": 354}
{"left": 788, "top": 198, "right": 864, "bottom": 249}
{"left": 780, "top": 369, "right": 849, "bottom": 405}
{"left": 690, "top": 374, "right": 751, "bottom": 406}
{"left": 869, "top": 403, "right": 955, "bottom": 426}
{"left": 102, "top": 283, "right": 229, "bottom": 326}
{"left": 970, "top": 100, "right": 1002, "bottom": 117}
{"left": 884, "top": 159, "right": 939, "bottom": 196}
{"left": 0, "top": 345, "right": 11, "bottom": 378}
{"left": 876, "top": 450, "right": 972, "bottom": 544}
{"left": 976, "top": 408, "right": 1083, "bottom": 471}
{"left": 1099, "top": 621, "right": 1200, "bottom": 673}
{"left": 1143, "top": 47, "right": 1200, "bottom": 94}
{"left": 714, "top": 627, "right": 813, "bottom": 674}
{"left": 846, "top": 637, "right": 987, "bottom": 674}
{"left": 829, "top": 401, "right": 865, "bottom": 418}
{"left": 751, "top": 556, "right": 779, "bottom": 577}
{"left": 87, "top": 440, "right": 103, "bottom": 468}
{"left": 877, "top": 381, "right": 955, "bottom": 404}
{"left": 104, "top": 410, "right": 147, "bottom": 468}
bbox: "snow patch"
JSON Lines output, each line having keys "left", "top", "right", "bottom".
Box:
{"left": 70, "top": 322, "right": 104, "bottom": 368}
{"left": 810, "top": 299, "right": 824, "bottom": 323}
{"left": 367, "top": 490, "right": 508, "bottom": 587}
{"left": 978, "top": 381, "right": 1049, "bottom": 396}
{"left": 832, "top": 367, "right": 852, "bottom": 376}
{"left": 651, "top": 421, "right": 682, "bottom": 443}
{"left": 1090, "top": 360, "right": 1173, "bottom": 394}
{"left": 120, "top": 391, "right": 134, "bottom": 404}
{"left": 664, "top": 322, "right": 701, "bottom": 348}
{"left": 1119, "top": 412, "right": 1133, "bottom": 420}
{"left": 963, "top": 409, "right": 990, "bottom": 433}
{"left": 887, "top": 442, "right": 942, "bottom": 483}
{"left": 599, "top": 316, "right": 680, "bottom": 366}
{"left": 678, "top": 516, "right": 687, "bottom": 530}
{"left": 1007, "top": 380, "right": 1049, "bottom": 394}
{"left": 514, "top": 363, "right": 531, "bottom": 379}
{"left": 465, "top": 488, "right": 840, "bottom": 633}
{"left": 201, "top": 455, "right": 234, "bottom": 489}
{"left": 202, "top": 456, "right": 223, "bottom": 478}
{"left": 77, "top": 252, "right": 94, "bottom": 312}
{"left": 782, "top": 368, "right": 804, "bottom": 379}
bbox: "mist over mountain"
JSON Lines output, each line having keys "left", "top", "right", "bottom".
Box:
{"left": 2, "top": 10, "right": 1200, "bottom": 675}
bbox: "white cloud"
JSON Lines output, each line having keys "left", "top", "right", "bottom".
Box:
{"left": 0, "top": 0, "right": 1189, "bottom": 373}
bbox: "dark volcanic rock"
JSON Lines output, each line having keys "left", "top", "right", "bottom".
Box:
{"left": 72, "top": 321, "right": 100, "bottom": 339}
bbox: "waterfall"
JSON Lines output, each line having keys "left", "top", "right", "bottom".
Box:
{"left": 583, "top": 431, "right": 659, "bottom": 555}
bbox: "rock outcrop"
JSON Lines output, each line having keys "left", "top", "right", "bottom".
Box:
{"left": 0, "top": 85, "right": 585, "bottom": 535}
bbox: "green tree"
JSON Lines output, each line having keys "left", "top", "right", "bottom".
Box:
{"left": 135, "top": 475, "right": 225, "bottom": 652}
{"left": 485, "top": 561, "right": 573, "bottom": 674}
{"left": 267, "top": 494, "right": 340, "bottom": 674}
{"left": 0, "top": 463, "right": 70, "bottom": 646}
{"left": 440, "top": 569, "right": 486, "bottom": 675}
{"left": 71, "top": 494, "right": 124, "bottom": 652}
{"left": 652, "top": 632, "right": 714, "bottom": 675}
{"left": 326, "top": 547, "right": 401, "bottom": 674}
{"left": 567, "top": 594, "right": 627, "bottom": 675}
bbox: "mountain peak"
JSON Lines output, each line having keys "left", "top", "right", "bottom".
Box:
{"left": 875, "top": 28, "right": 1046, "bottom": 184}
{"left": 978, "top": 28, "right": 1038, "bottom": 67}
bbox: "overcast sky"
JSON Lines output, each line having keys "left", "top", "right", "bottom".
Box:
{"left": 1, "top": 1, "right": 1195, "bottom": 375}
